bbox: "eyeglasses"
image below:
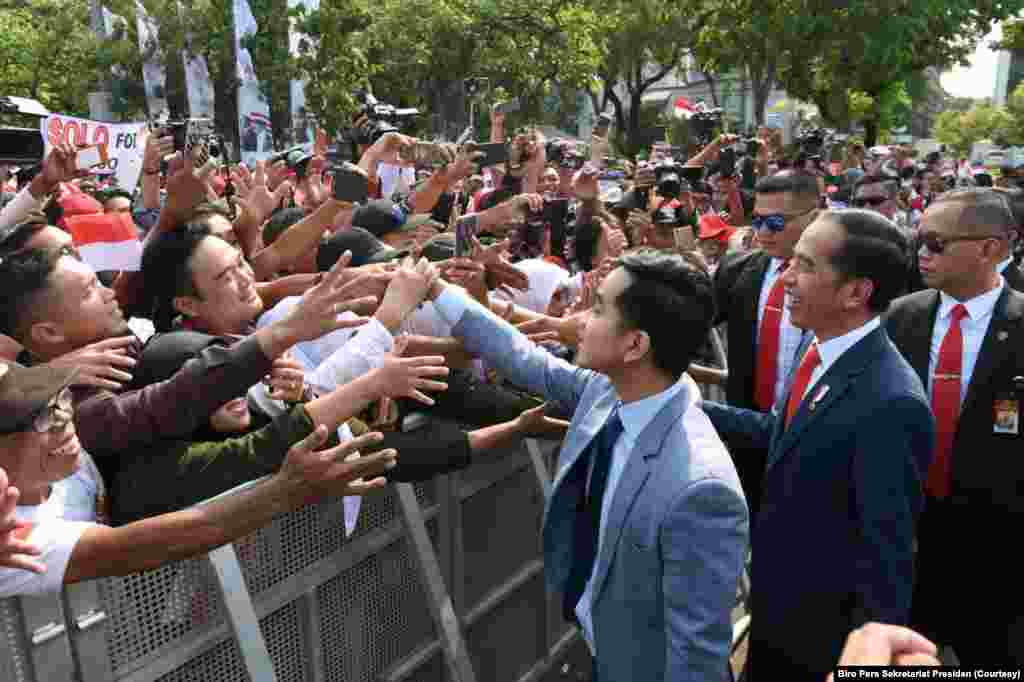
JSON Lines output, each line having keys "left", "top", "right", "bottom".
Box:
{"left": 851, "top": 196, "right": 890, "bottom": 208}
{"left": 751, "top": 206, "right": 816, "bottom": 233}
{"left": 916, "top": 231, "right": 1005, "bottom": 255}
{"left": 28, "top": 389, "right": 74, "bottom": 434}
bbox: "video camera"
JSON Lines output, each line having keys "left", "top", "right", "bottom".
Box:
{"left": 158, "top": 118, "right": 226, "bottom": 174}
{"left": 349, "top": 90, "right": 419, "bottom": 146}
{"left": 546, "top": 139, "right": 586, "bottom": 170}
{"left": 793, "top": 128, "right": 835, "bottom": 167}
{"left": 653, "top": 161, "right": 690, "bottom": 199}
{"left": 688, "top": 105, "right": 725, "bottom": 146}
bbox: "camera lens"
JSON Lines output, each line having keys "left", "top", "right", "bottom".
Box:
{"left": 657, "top": 173, "right": 681, "bottom": 199}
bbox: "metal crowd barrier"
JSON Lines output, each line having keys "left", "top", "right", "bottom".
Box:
{"left": 0, "top": 329, "right": 743, "bottom": 682}
{"left": 0, "top": 436, "right": 582, "bottom": 682}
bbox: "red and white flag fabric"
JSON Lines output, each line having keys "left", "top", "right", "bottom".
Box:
{"left": 67, "top": 212, "right": 142, "bottom": 272}
{"left": 674, "top": 96, "right": 697, "bottom": 120}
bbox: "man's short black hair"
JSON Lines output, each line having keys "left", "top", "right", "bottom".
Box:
{"left": 572, "top": 219, "right": 602, "bottom": 272}
{"left": 615, "top": 248, "right": 716, "bottom": 379}
{"left": 755, "top": 171, "right": 820, "bottom": 203}
{"left": 826, "top": 209, "right": 909, "bottom": 314}
{"left": 190, "top": 201, "right": 232, "bottom": 226}
{"left": 931, "top": 188, "right": 1017, "bottom": 237}
{"left": 98, "top": 189, "right": 133, "bottom": 204}
{"left": 263, "top": 207, "right": 307, "bottom": 246}
{"left": 0, "top": 247, "right": 63, "bottom": 339}
{"left": 993, "top": 187, "right": 1024, "bottom": 232}
{"left": 0, "top": 217, "right": 48, "bottom": 256}
{"left": 853, "top": 175, "right": 898, "bottom": 197}
{"left": 141, "top": 223, "right": 213, "bottom": 332}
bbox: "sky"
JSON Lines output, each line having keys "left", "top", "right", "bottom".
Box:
{"left": 941, "top": 25, "right": 1002, "bottom": 100}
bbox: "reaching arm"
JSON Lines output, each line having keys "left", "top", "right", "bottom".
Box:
{"left": 428, "top": 281, "right": 593, "bottom": 410}
{"left": 250, "top": 200, "right": 350, "bottom": 280}
{"left": 74, "top": 335, "right": 274, "bottom": 455}
{"left": 701, "top": 400, "right": 776, "bottom": 454}
{"left": 65, "top": 427, "right": 396, "bottom": 584}
{"left": 256, "top": 274, "right": 321, "bottom": 308}
{"left": 662, "top": 479, "right": 749, "bottom": 681}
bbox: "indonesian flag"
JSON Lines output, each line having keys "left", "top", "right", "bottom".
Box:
{"left": 674, "top": 96, "right": 697, "bottom": 120}
{"left": 66, "top": 213, "right": 143, "bottom": 272}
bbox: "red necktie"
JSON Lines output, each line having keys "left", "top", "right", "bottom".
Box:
{"left": 755, "top": 262, "right": 789, "bottom": 411}
{"left": 928, "top": 304, "right": 969, "bottom": 499}
{"left": 785, "top": 343, "right": 821, "bottom": 427}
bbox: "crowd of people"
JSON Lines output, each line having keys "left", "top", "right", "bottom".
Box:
{"left": 0, "top": 102, "right": 1021, "bottom": 681}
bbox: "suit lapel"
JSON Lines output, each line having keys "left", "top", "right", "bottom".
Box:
{"left": 962, "top": 288, "right": 1024, "bottom": 416}
{"left": 738, "top": 253, "right": 772, "bottom": 334}
{"left": 542, "top": 392, "right": 618, "bottom": 582}
{"left": 587, "top": 388, "right": 688, "bottom": 603}
{"left": 900, "top": 292, "right": 940, "bottom": 386}
{"left": 767, "top": 328, "right": 883, "bottom": 471}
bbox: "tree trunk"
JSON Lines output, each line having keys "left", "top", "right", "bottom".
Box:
{"left": 863, "top": 118, "right": 879, "bottom": 148}
{"left": 749, "top": 63, "right": 776, "bottom": 128}
{"left": 703, "top": 71, "right": 719, "bottom": 108}
{"left": 628, "top": 90, "right": 643, "bottom": 157}
{"left": 604, "top": 83, "right": 626, "bottom": 151}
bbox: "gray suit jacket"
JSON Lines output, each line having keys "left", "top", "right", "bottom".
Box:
{"left": 450, "top": 294, "right": 749, "bottom": 682}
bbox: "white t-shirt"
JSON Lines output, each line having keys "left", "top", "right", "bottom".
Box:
{"left": 0, "top": 452, "right": 102, "bottom": 598}
{"left": 492, "top": 258, "right": 573, "bottom": 314}
{"left": 378, "top": 163, "right": 415, "bottom": 200}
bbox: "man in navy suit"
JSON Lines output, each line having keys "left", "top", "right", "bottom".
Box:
{"left": 428, "top": 249, "right": 748, "bottom": 681}
{"left": 704, "top": 209, "right": 935, "bottom": 681}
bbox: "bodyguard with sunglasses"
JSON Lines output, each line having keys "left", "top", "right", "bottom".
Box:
{"left": 884, "top": 188, "right": 1024, "bottom": 666}
{"left": 699, "top": 171, "right": 817, "bottom": 514}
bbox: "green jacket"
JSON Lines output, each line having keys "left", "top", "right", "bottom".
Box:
{"left": 110, "top": 405, "right": 323, "bottom": 526}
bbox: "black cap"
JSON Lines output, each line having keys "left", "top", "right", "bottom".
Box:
{"left": 129, "top": 332, "right": 227, "bottom": 390}
{"left": 317, "top": 227, "right": 407, "bottom": 271}
{"left": 352, "top": 199, "right": 406, "bottom": 238}
{"left": 420, "top": 232, "right": 455, "bottom": 262}
{"left": 0, "top": 362, "right": 79, "bottom": 435}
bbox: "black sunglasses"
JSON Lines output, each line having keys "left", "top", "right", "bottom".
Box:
{"left": 916, "top": 231, "right": 1004, "bottom": 255}
{"left": 751, "top": 206, "right": 816, "bottom": 233}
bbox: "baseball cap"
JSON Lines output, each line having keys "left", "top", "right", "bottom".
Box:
{"left": 316, "top": 227, "right": 407, "bottom": 270}
{"left": 420, "top": 232, "right": 456, "bottom": 262}
{"left": 696, "top": 214, "right": 737, "bottom": 242}
{"left": 0, "top": 362, "right": 79, "bottom": 435}
{"left": 351, "top": 199, "right": 407, "bottom": 238}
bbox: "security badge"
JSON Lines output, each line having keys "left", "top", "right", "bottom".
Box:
{"left": 993, "top": 374, "right": 1024, "bottom": 436}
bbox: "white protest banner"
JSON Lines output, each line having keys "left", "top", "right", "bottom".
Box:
{"left": 41, "top": 115, "right": 147, "bottom": 192}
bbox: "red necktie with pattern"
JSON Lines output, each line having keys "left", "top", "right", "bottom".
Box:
{"left": 928, "top": 304, "right": 968, "bottom": 499}
{"left": 754, "top": 261, "right": 789, "bottom": 411}
{"left": 785, "top": 343, "right": 821, "bottom": 427}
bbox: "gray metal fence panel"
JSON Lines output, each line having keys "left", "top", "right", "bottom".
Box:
{"left": 0, "top": 437, "right": 585, "bottom": 682}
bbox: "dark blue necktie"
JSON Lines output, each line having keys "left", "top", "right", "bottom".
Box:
{"left": 563, "top": 409, "right": 624, "bottom": 620}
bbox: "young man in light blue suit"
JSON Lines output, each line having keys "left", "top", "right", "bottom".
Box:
{"left": 428, "top": 248, "right": 748, "bottom": 682}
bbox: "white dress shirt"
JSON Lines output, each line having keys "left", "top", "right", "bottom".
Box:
{"left": 256, "top": 297, "right": 398, "bottom": 535}
{"left": 757, "top": 258, "right": 807, "bottom": 405}
{"left": 805, "top": 316, "right": 882, "bottom": 397}
{"left": 927, "top": 280, "right": 1004, "bottom": 406}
